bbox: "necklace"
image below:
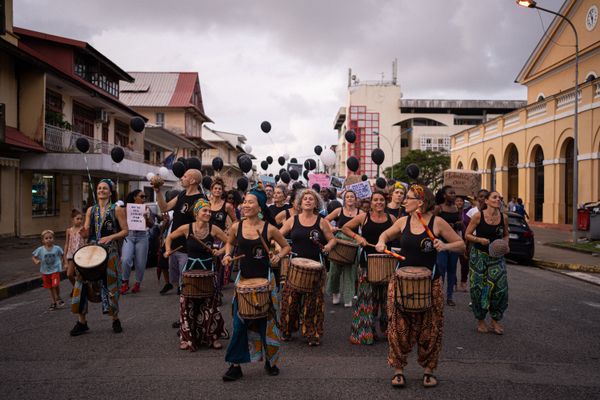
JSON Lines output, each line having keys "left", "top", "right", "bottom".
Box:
{"left": 94, "top": 202, "right": 112, "bottom": 241}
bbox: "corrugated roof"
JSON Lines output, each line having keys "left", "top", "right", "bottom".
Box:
{"left": 6, "top": 126, "right": 47, "bottom": 152}
{"left": 120, "top": 72, "right": 179, "bottom": 107}
{"left": 169, "top": 72, "right": 197, "bottom": 107}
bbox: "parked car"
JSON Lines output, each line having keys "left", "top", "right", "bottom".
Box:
{"left": 506, "top": 212, "right": 535, "bottom": 264}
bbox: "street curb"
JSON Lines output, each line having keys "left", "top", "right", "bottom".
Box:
{"left": 545, "top": 242, "right": 600, "bottom": 256}
{"left": 534, "top": 265, "right": 600, "bottom": 287}
{"left": 532, "top": 258, "right": 600, "bottom": 273}
{"left": 0, "top": 271, "right": 67, "bottom": 301}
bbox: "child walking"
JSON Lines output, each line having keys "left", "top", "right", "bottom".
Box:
{"left": 64, "top": 209, "right": 84, "bottom": 288}
{"left": 32, "top": 230, "right": 65, "bottom": 310}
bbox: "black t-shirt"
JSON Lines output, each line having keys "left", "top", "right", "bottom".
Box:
{"left": 171, "top": 192, "right": 205, "bottom": 252}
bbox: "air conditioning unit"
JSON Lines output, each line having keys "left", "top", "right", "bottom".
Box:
{"left": 95, "top": 108, "right": 109, "bottom": 123}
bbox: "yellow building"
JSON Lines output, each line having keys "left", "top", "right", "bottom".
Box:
{"left": 450, "top": 0, "right": 600, "bottom": 225}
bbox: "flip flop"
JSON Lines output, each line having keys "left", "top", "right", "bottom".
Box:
{"left": 423, "top": 373, "right": 438, "bottom": 388}
{"left": 391, "top": 373, "right": 406, "bottom": 388}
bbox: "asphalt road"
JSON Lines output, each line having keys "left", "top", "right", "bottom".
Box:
{"left": 1, "top": 264, "right": 599, "bottom": 400}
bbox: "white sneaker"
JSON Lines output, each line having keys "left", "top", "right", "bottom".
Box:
{"left": 332, "top": 293, "right": 341, "bottom": 305}
{"left": 344, "top": 302, "right": 353, "bottom": 308}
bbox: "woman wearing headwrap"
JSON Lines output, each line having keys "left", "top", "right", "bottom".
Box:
{"left": 222, "top": 184, "right": 290, "bottom": 382}
{"left": 165, "top": 198, "right": 229, "bottom": 351}
{"left": 70, "top": 179, "right": 128, "bottom": 336}
{"left": 375, "top": 184, "right": 464, "bottom": 388}
{"left": 279, "top": 189, "right": 336, "bottom": 346}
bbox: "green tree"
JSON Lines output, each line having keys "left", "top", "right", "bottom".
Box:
{"left": 384, "top": 150, "right": 450, "bottom": 191}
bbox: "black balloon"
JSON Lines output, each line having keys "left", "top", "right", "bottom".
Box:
{"left": 202, "top": 176, "right": 213, "bottom": 190}
{"left": 361, "top": 174, "right": 368, "bottom": 181}
{"left": 278, "top": 156, "right": 285, "bottom": 166}
{"left": 346, "top": 156, "right": 359, "bottom": 172}
{"left": 75, "top": 137, "right": 90, "bottom": 153}
{"left": 279, "top": 168, "right": 286, "bottom": 175}
{"left": 212, "top": 157, "right": 224, "bottom": 171}
{"left": 186, "top": 157, "right": 202, "bottom": 171}
{"left": 303, "top": 170, "right": 309, "bottom": 180}
{"left": 280, "top": 171, "right": 291, "bottom": 184}
{"left": 110, "top": 147, "right": 124, "bottom": 163}
{"left": 238, "top": 155, "right": 252, "bottom": 173}
{"left": 274, "top": 175, "right": 280, "bottom": 182}
{"left": 177, "top": 157, "right": 188, "bottom": 169}
{"left": 304, "top": 160, "right": 311, "bottom": 170}
{"left": 268, "top": 173, "right": 273, "bottom": 177}
{"left": 308, "top": 159, "right": 317, "bottom": 171}
{"left": 406, "top": 163, "right": 420, "bottom": 180}
{"left": 314, "top": 145, "right": 322, "bottom": 155}
{"left": 376, "top": 177, "right": 387, "bottom": 189}
{"left": 289, "top": 169, "right": 299, "bottom": 180}
{"left": 261, "top": 160, "right": 269, "bottom": 170}
{"left": 260, "top": 121, "right": 271, "bottom": 133}
{"left": 312, "top": 183, "right": 321, "bottom": 192}
{"left": 172, "top": 161, "right": 185, "bottom": 178}
{"left": 290, "top": 158, "right": 298, "bottom": 163}
{"left": 130, "top": 116, "right": 145, "bottom": 133}
{"left": 371, "top": 148, "right": 385, "bottom": 165}
{"left": 237, "top": 177, "right": 249, "bottom": 192}
{"left": 345, "top": 130, "right": 356, "bottom": 143}
{"left": 266, "top": 156, "right": 274, "bottom": 165}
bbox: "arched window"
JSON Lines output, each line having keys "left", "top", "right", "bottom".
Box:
{"left": 585, "top": 72, "right": 597, "bottom": 83}
{"left": 457, "top": 161, "right": 463, "bottom": 170}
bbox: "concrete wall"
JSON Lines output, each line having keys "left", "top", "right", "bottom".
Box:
{"left": 0, "top": 165, "right": 18, "bottom": 236}
{"left": 0, "top": 54, "right": 18, "bottom": 127}
{"left": 18, "top": 69, "right": 45, "bottom": 142}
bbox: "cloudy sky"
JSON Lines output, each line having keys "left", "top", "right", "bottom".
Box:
{"left": 15, "top": 0, "right": 564, "bottom": 164}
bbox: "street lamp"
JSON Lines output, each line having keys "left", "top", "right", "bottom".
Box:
{"left": 517, "top": 0, "right": 580, "bottom": 243}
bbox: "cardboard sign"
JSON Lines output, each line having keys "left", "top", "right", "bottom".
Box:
{"left": 443, "top": 170, "right": 482, "bottom": 198}
{"left": 308, "top": 173, "right": 331, "bottom": 189}
{"left": 126, "top": 203, "right": 146, "bottom": 231}
{"left": 259, "top": 175, "right": 276, "bottom": 186}
{"left": 344, "top": 175, "right": 362, "bottom": 186}
{"left": 330, "top": 176, "right": 345, "bottom": 189}
{"left": 287, "top": 163, "right": 303, "bottom": 176}
{"left": 347, "top": 180, "right": 372, "bottom": 200}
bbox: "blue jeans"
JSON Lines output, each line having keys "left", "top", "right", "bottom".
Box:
{"left": 121, "top": 231, "right": 149, "bottom": 283}
{"left": 436, "top": 250, "right": 458, "bottom": 301}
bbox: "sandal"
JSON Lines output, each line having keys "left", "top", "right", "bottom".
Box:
{"left": 179, "top": 342, "right": 189, "bottom": 350}
{"left": 212, "top": 341, "right": 223, "bottom": 349}
{"left": 391, "top": 373, "right": 406, "bottom": 388}
{"left": 423, "top": 373, "right": 438, "bottom": 388}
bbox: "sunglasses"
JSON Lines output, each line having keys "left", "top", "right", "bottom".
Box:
{"left": 405, "top": 196, "right": 420, "bottom": 201}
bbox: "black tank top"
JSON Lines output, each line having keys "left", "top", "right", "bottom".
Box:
{"left": 89, "top": 203, "right": 120, "bottom": 243}
{"left": 399, "top": 215, "right": 439, "bottom": 278}
{"left": 171, "top": 192, "right": 205, "bottom": 252}
{"left": 474, "top": 213, "right": 505, "bottom": 253}
{"left": 385, "top": 206, "right": 400, "bottom": 219}
{"left": 439, "top": 209, "right": 461, "bottom": 240}
{"left": 268, "top": 203, "right": 290, "bottom": 219}
{"left": 336, "top": 208, "right": 359, "bottom": 232}
{"left": 210, "top": 201, "right": 228, "bottom": 230}
{"left": 237, "top": 221, "right": 270, "bottom": 279}
{"left": 184, "top": 223, "right": 214, "bottom": 270}
{"left": 361, "top": 212, "right": 394, "bottom": 262}
{"left": 290, "top": 215, "right": 326, "bottom": 262}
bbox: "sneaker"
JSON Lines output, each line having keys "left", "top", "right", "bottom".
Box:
{"left": 447, "top": 299, "right": 456, "bottom": 307}
{"left": 131, "top": 282, "right": 141, "bottom": 294}
{"left": 49, "top": 303, "right": 57, "bottom": 311}
{"left": 57, "top": 299, "right": 65, "bottom": 308}
{"left": 120, "top": 281, "right": 129, "bottom": 295}
{"left": 222, "top": 365, "right": 243, "bottom": 382}
{"left": 265, "top": 361, "right": 280, "bottom": 376}
{"left": 70, "top": 321, "right": 89, "bottom": 336}
{"left": 332, "top": 293, "right": 341, "bottom": 305}
{"left": 160, "top": 283, "right": 173, "bottom": 295}
{"left": 344, "top": 302, "right": 353, "bottom": 308}
{"left": 172, "top": 321, "right": 180, "bottom": 329}
{"left": 112, "top": 319, "right": 123, "bottom": 333}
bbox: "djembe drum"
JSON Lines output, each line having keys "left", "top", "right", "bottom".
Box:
{"left": 235, "top": 278, "right": 271, "bottom": 319}
{"left": 286, "top": 257, "right": 323, "bottom": 293}
{"left": 182, "top": 270, "right": 215, "bottom": 298}
{"left": 367, "top": 253, "right": 397, "bottom": 284}
{"left": 328, "top": 239, "right": 359, "bottom": 265}
{"left": 393, "top": 266, "right": 432, "bottom": 312}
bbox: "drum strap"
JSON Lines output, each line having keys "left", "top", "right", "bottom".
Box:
{"left": 184, "top": 257, "right": 213, "bottom": 272}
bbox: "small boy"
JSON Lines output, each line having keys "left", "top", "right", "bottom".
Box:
{"left": 32, "top": 230, "right": 65, "bottom": 310}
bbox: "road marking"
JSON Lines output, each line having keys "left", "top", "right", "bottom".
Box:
{"left": 582, "top": 301, "right": 600, "bottom": 309}
{"left": 565, "top": 272, "right": 600, "bottom": 286}
{"left": 0, "top": 300, "right": 37, "bottom": 313}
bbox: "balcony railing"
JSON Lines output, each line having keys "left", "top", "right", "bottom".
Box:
{"left": 44, "top": 124, "right": 143, "bottom": 163}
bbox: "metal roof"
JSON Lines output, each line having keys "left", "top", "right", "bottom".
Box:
{"left": 120, "top": 72, "right": 180, "bottom": 107}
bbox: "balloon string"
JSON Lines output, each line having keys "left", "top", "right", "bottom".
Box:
{"left": 84, "top": 154, "right": 96, "bottom": 205}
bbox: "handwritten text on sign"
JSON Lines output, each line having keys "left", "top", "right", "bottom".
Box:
{"left": 443, "top": 170, "right": 482, "bottom": 198}
{"left": 346, "top": 180, "right": 372, "bottom": 200}
{"left": 126, "top": 203, "right": 146, "bottom": 231}
{"left": 308, "top": 173, "right": 331, "bottom": 189}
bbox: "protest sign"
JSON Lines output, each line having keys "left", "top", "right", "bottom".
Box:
{"left": 308, "top": 173, "right": 331, "bottom": 189}
{"left": 347, "top": 180, "right": 372, "bottom": 199}
{"left": 443, "top": 170, "right": 482, "bottom": 198}
{"left": 126, "top": 203, "right": 146, "bottom": 231}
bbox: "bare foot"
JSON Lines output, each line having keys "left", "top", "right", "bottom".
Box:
{"left": 212, "top": 341, "right": 223, "bottom": 349}
{"left": 477, "top": 320, "right": 489, "bottom": 333}
{"left": 490, "top": 320, "right": 504, "bottom": 335}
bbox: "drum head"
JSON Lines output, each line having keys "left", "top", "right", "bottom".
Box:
{"left": 184, "top": 270, "right": 214, "bottom": 278}
{"left": 397, "top": 266, "right": 431, "bottom": 279}
{"left": 367, "top": 253, "right": 393, "bottom": 260}
{"left": 237, "top": 278, "right": 269, "bottom": 289}
{"left": 291, "top": 257, "right": 322, "bottom": 269}
{"left": 74, "top": 245, "right": 107, "bottom": 268}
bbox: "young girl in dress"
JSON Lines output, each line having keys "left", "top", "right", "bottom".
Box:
{"left": 63, "top": 209, "right": 84, "bottom": 288}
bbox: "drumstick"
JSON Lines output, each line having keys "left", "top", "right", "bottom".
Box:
{"left": 165, "top": 245, "right": 183, "bottom": 257}
{"left": 256, "top": 229, "right": 272, "bottom": 257}
{"left": 364, "top": 243, "right": 406, "bottom": 261}
{"left": 416, "top": 211, "right": 437, "bottom": 241}
{"left": 231, "top": 254, "right": 245, "bottom": 262}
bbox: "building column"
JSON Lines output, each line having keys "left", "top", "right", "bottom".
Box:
{"left": 495, "top": 167, "right": 508, "bottom": 197}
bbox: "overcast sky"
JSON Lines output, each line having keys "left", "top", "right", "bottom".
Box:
{"left": 15, "top": 0, "right": 565, "bottom": 165}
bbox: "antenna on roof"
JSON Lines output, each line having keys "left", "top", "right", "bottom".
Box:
{"left": 392, "top": 58, "right": 398, "bottom": 85}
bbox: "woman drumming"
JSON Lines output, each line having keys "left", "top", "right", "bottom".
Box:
{"left": 279, "top": 189, "right": 336, "bottom": 346}
{"left": 325, "top": 189, "right": 363, "bottom": 308}
{"left": 165, "top": 198, "right": 229, "bottom": 351}
{"left": 386, "top": 182, "right": 407, "bottom": 219}
{"left": 376, "top": 184, "right": 464, "bottom": 388}
{"left": 341, "top": 191, "right": 396, "bottom": 345}
{"left": 434, "top": 185, "right": 462, "bottom": 306}
{"left": 70, "top": 179, "right": 128, "bottom": 336}
{"left": 222, "top": 185, "right": 290, "bottom": 381}
{"left": 465, "top": 190, "right": 509, "bottom": 335}
{"left": 209, "top": 178, "right": 237, "bottom": 287}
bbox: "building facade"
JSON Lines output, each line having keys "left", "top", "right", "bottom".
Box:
{"left": 449, "top": 0, "right": 600, "bottom": 225}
